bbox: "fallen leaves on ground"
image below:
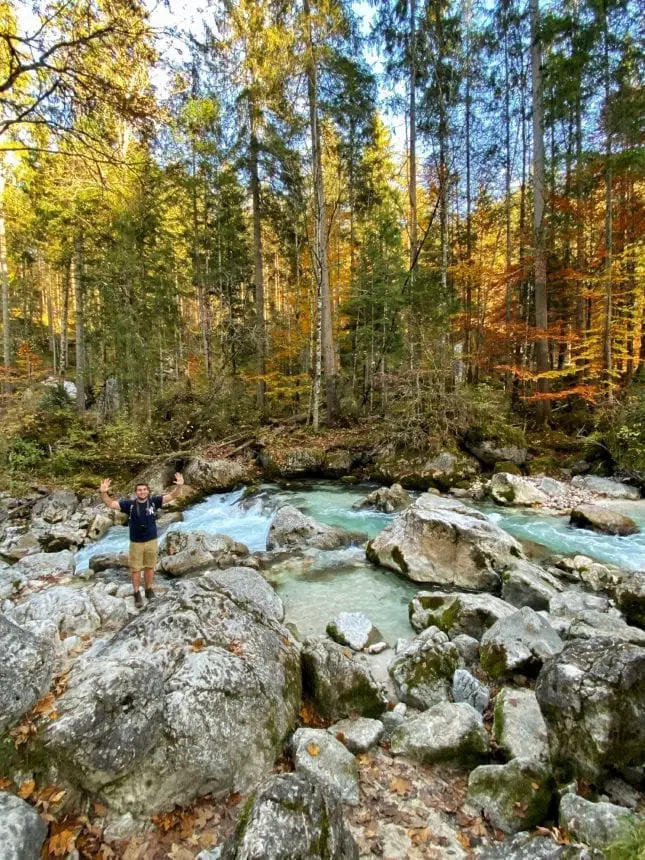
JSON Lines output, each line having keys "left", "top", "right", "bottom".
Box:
{"left": 306, "top": 742, "right": 321, "bottom": 757}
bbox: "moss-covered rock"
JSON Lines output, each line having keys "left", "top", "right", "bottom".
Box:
{"left": 391, "top": 701, "right": 489, "bottom": 765}
{"left": 494, "top": 461, "right": 522, "bottom": 476}
{"left": 467, "top": 758, "right": 553, "bottom": 834}
{"left": 388, "top": 626, "right": 459, "bottom": 708}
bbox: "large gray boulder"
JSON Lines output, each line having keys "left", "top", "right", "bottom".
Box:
{"left": 0, "top": 615, "right": 54, "bottom": 731}
{"left": 38, "top": 522, "right": 85, "bottom": 552}
{"left": 563, "top": 610, "right": 645, "bottom": 646}
{"left": 7, "top": 585, "right": 101, "bottom": 637}
{"left": 290, "top": 728, "right": 359, "bottom": 805}
{"left": 501, "top": 561, "right": 563, "bottom": 611}
{"left": 354, "top": 483, "right": 411, "bottom": 513}
{"left": 12, "top": 550, "right": 75, "bottom": 582}
{"left": 570, "top": 505, "right": 639, "bottom": 536}
{"left": 44, "top": 570, "right": 301, "bottom": 815}
{"left": 467, "top": 758, "right": 553, "bottom": 834}
{"left": 220, "top": 772, "right": 358, "bottom": 860}
{"left": 391, "top": 701, "right": 489, "bottom": 765}
{"left": 157, "top": 530, "right": 250, "bottom": 576}
{"left": 89, "top": 551, "right": 129, "bottom": 572}
{"left": 301, "top": 638, "right": 387, "bottom": 720}
{"left": 613, "top": 571, "right": 645, "bottom": 628}
{"left": 479, "top": 833, "right": 602, "bottom": 859}
{"left": 560, "top": 793, "right": 641, "bottom": 850}
{"left": 182, "top": 456, "right": 252, "bottom": 493}
{"left": 490, "top": 474, "right": 548, "bottom": 507}
{"left": 31, "top": 490, "right": 79, "bottom": 523}
{"left": 535, "top": 640, "right": 645, "bottom": 783}
{"left": 388, "top": 626, "right": 459, "bottom": 709}
{"left": 422, "top": 452, "right": 480, "bottom": 490}
{"left": 0, "top": 792, "right": 48, "bottom": 860}
{"left": 571, "top": 476, "right": 641, "bottom": 500}
{"left": 267, "top": 506, "right": 361, "bottom": 551}
{"left": 493, "top": 688, "right": 548, "bottom": 762}
{"left": 327, "top": 717, "right": 384, "bottom": 754}
{"left": 409, "top": 591, "right": 516, "bottom": 638}
{"left": 366, "top": 495, "right": 523, "bottom": 590}
{"left": 203, "top": 567, "right": 284, "bottom": 622}
{"left": 480, "top": 608, "right": 563, "bottom": 678}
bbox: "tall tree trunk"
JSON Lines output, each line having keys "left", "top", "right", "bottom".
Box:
{"left": 464, "top": 0, "right": 473, "bottom": 382}
{"left": 409, "top": 0, "right": 418, "bottom": 279}
{"left": 0, "top": 167, "right": 10, "bottom": 395}
{"left": 304, "top": 0, "right": 338, "bottom": 423}
{"left": 72, "top": 234, "right": 85, "bottom": 413}
{"left": 60, "top": 263, "right": 70, "bottom": 379}
{"left": 530, "top": 0, "right": 550, "bottom": 424}
{"left": 601, "top": 1, "right": 613, "bottom": 390}
{"left": 249, "top": 95, "right": 266, "bottom": 416}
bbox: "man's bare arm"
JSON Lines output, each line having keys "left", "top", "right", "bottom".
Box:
{"left": 162, "top": 473, "right": 184, "bottom": 505}
{"left": 100, "top": 478, "right": 122, "bottom": 511}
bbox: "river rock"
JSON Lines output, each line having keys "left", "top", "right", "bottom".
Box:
{"left": 39, "top": 522, "right": 86, "bottom": 552}
{"left": 452, "top": 669, "right": 490, "bottom": 713}
{"left": 467, "top": 441, "right": 527, "bottom": 467}
{"left": 452, "top": 634, "right": 480, "bottom": 667}
{"left": 7, "top": 585, "right": 101, "bottom": 636}
{"left": 613, "top": 571, "right": 645, "bottom": 628}
{"left": 423, "top": 452, "right": 480, "bottom": 490}
{"left": 354, "top": 483, "right": 411, "bottom": 513}
{"left": 493, "top": 688, "right": 548, "bottom": 762}
{"left": 409, "top": 591, "right": 516, "bottom": 638}
{"left": 89, "top": 586, "right": 130, "bottom": 630}
{"left": 322, "top": 449, "right": 354, "bottom": 478}
{"left": 31, "top": 490, "right": 79, "bottom": 523}
{"left": 301, "top": 638, "right": 387, "bottom": 720}
{"left": 89, "top": 551, "right": 130, "bottom": 572}
{"left": 326, "top": 612, "right": 383, "bottom": 651}
{"left": 501, "top": 561, "right": 563, "bottom": 611}
{"left": 559, "top": 793, "right": 641, "bottom": 850}
{"left": 571, "top": 476, "right": 641, "bottom": 500}
{"left": 0, "top": 531, "right": 41, "bottom": 561}
{"left": 564, "top": 610, "right": 645, "bottom": 645}
{"left": 549, "top": 591, "right": 612, "bottom": 618}
{"left": 391, "top": 701, "right": 489, "bottom": 764}
{"left": 290, "top": 728, "right": 359, "bottom": 805}
{"left": 535, "top": 640, "right": 645, "bottom": 783}
{"left": 87, "top": 513, "right": 113, "bottom": 542}
{"left": 570, "top": 505, "right": 639, "bottom": 536}
{"left": 479, "top": 832, "right": 603, "bottom": 859}
{"left": 467, "top": 758, "right": 553, "bottom": 834}
{"left": 280, "top": 448, "right": 325, "bottom": 477}
{"left": 366, "top": 495, "right": 523, "bottom": 591}
{"left": 327, "top": 717, "right": 384, "bottom": 753}
{"left": 44, "top": 571, "right": 301, "bottom": 815}
{"left": 157, "top": 530, "right": 250, "bottom": 576}
{"left": 267, "top": 506, "right": 361, "bottom": 552}
{"left": 490, "top": 473, "right": 549, "bottom": 507}
{"left": 220, "top": 772, "right": 358, "bottom": 860}
{"left": 481, "top": 608, "right": 563, "bottom": 678}
{"left": 12, "top": 549, "right": 75, "bottom": 582}
{"left": 388, "top": 626, "right": 459, "bottom": 709}
{"left": 0, "top": 615, "right": 54, "bottom": 731}
{"left": 203, "top": 567, "right": 284, "bottom": 622}
{"left": 182, "top": 456, "right": 252, "bottom": 493}
{"left": 0, "top": 791, "right": 48, "bottom": 860}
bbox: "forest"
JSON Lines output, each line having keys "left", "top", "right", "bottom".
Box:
{"left": 0, "top": 0, "right": 643, "bottom": 487}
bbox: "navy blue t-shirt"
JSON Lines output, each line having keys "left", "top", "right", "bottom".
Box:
{"left": 119, "top": 495, "right": 163, "bottom": 542}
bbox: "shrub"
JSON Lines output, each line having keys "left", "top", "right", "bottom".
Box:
{"left": 605, "top": 819, "right": 645, "bottom": 860}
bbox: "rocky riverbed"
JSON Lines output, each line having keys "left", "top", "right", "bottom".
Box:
{"left": 0, "top": 454, "right": 644, "bottom": 858}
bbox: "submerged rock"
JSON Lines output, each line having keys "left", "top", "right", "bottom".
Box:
{"left": 0, "top": 791, "right": 48, "bottom": 860}
{"left": 220, "top": 772, "right": 359, "bottom": 860}
{"left": 391, "top": 701, "right": 489, "bottom": 764}
{"left": 480, "top": 607, "right": 563, "bottom": 678}
{"left": 44, "top": 570, "right": 301, "bottom": 816}
{"left": 388, "top": 626, "right": 459, "bottom": 709}
{"left": 467, "top": 758, "right": 553, "bottom": 834}
{"left": 570, "top": 505, "right": 639, "bottom": 536}
{"left": 267, "top": 505, "right": 362, "bottom": 551}
{"left": 535, "top": 639, "right": 645, "bottom": 783}
{"left": 290, "top": 728, "right": 359, "bottom": 805}
{"left": 366, "top": 495, "right": 523, "bottom": 591}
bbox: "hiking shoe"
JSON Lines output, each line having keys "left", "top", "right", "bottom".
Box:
{"left": 134, "top": 590, "right": 144, "bottom": 609}
{"left": 145, "top": 588, "right": 155, "bottom": 601}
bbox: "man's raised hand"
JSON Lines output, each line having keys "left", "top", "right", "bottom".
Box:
{"left": 173, "top": 473, "right": 184, "bottom": 486}
{"left": 100, "top": 478, "right": 112, "bottom": 494}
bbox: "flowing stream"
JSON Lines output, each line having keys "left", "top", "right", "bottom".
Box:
{"left": 76, "top": 481, "right": 645, "bottom": 642}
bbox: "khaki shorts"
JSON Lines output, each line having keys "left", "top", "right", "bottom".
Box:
{"left": 129, "top": 539, "right": 158, "bottom": 570}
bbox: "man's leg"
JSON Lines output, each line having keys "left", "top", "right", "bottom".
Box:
{"left": 143, "top": 540, "right": 158, "bottom": 600}
{"left": 144, "top": 567, "right": 154, "bottom": 598}
{"left": 131, "top": 569, "right": 144, "bottom": 608}
{"left": 129, "top": 542, "right": 144, "bottom": 608}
